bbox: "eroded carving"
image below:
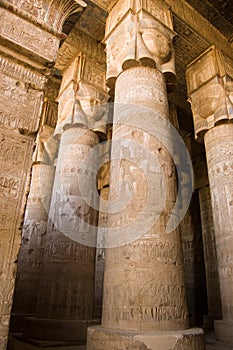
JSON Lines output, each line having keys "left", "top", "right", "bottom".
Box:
{"left": 186, "top": 47, "right": 233, "bottom": 140}
{"left": 55, "top": 53, "right": 109, "bottom": 136}
{"left": 104, "top": 0, "right": 176, "bottom": 86}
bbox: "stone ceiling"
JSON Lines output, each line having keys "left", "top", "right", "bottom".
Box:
{"left": 55, "top": 0, "right": 233, "bottom": 132}
{"left": 185, "top": 0, "right": 233, "bottom": 42}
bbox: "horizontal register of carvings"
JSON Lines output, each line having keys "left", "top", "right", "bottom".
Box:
{"left": 0, "top": 54, "right": 46, "bottom": 133}
{"left": 103, "top": 0, "right": 176, "bottom": 88}
{"left": 186, "top": 46, "right": 233, "bottom": 141}
{"left": 55, "top": 51, "right": 109, "bottom": 137}
{"left": 0, "top": 0, "right": 87, "bottom": 36}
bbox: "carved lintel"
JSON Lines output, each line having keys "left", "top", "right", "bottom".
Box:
{"left": 186, "top": 46, "right": 233, "bottom": 141}
{"left": 103, "top": 0, "right": 176, "bottom": 90}
{"left": 55, "top": 53, "right": 109, "bottom": 137}
{"left": 0, "top": 7, "right": 60, "bottom": 64}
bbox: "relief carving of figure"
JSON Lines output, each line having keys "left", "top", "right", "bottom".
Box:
{"left": 33, "top": 124, "right": 57, "bottom": 164}
{"left": 74, "top": 84, "right": 109, "bottom": 133}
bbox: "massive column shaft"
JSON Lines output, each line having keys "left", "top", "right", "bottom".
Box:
{"left": 10, "top": 78, "right": 59, "bottom": 331}
{"left": 204, "top": 125, "right": 233, "bottom": 341}
{"left": 88, "top": 1, "right": 205, "bottom": 349}
{"left": 186, "top": 46, "right": 233, "bottom": 343}
{"left": 23, "top": 41, "right": 109, "bottom": 342}
{"left": 199, "top": 186, "right": 222, "bottom": 326}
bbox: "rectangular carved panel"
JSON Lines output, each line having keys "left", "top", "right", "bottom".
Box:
{"left": 0, "top": 7, "right": 59, "bottom": 63}
{"left": 0, "top": 130, "right": 34, "bottom": 350}
{"left": 0, "top": 56, "right": 46, "bottom": 350}
{"left": 0, "top": 55, "right": 46, "bottom": 132}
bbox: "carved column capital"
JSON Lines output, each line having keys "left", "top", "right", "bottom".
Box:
{"left": 104, "top": 0, "right": 176, "bottom": 90}
{"left": 55, "top": 53, "right": 109, "bottom": 138}
{"left": 186, "top": 46, "right": 233, "bottom": 141}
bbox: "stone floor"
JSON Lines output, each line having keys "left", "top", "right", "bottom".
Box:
{"left": 7, "top": 332, "right": 233, "bottom": 350}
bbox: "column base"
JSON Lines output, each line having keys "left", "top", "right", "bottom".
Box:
{"left": 214, "top": 320, "right": 233, "bottom": 344}
{"left": 22, "top": 317, "right": 100, "bottom": 343}
{"left": 87, "top": 326, "right": 205, "bottom": 350}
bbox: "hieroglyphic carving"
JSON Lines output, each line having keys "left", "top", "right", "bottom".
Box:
{"left": 0, "top": 73, "right": 43, "bottom": 133}
{"left": 55, "top": 52, "right": 109, "bottom": 136}
{"left": 98, "top": 66, "right": 189, "bottom": 335}
{"left": 204, "top": 124, "right": 233, "bottom": 341}
{"left": 104, "top": 0, "right": 176, "bottom": 86}
{"left": 186, "top": 46, "right": 233, "bottom": 140}
{"left": 0, "top": 130, "right": 34, "bottom": 349}
{"left": 55, "top": 25, "right": 106, "bottom": 73}
{"left": 0, "top": 55, "right": 46, "bottom": 90}
{"left": 1, "top": 0, "right": 86, "bottom": 35}
{"left": 0, "top": 7, "right": 59, "bottom": 62}
{"left": 199, "top": 186, "right": 222, "bottom": 322}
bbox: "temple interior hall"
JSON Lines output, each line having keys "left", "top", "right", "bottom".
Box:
{"left": 0, "top": 1, "right": 233, "bottom": 350}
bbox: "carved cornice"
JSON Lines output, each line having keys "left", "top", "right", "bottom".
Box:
{"left": 186, "top": 46, "right": 233, "bottom": 141}
{"left": 0, "top": 0, "right": 87, "bottom": 37}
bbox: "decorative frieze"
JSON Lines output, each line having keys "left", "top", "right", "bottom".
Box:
{"left": 0, "top": 7, "right": 60, "bottom": 63}
{"left": 0, "top": 0, "right": 87, "bottom": 36}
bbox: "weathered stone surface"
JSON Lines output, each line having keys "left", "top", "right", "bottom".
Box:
{"left": 0, "top": 131, "right": 34, "bottom": 349}
{"left": 0, "top": 7, "right": 59, "bottom": 63}
{"left": 180, "top": 192, "right": 207, "bottom": 326}
{"left": 204, "top": 124, "right": 233, "bottom": 343}
{"left": 1, "top": 0, "right": 87, "bottom": 34}
{"left": 199, "top": 186, "right": 222, "bottom": 326}
{"left": 0, "top": 55, "right": 45, "bottom": 133}
{"left": 88, "top": 63, "right": 203, "bottom": 348}
{"left": 87, "top": 326, "right": 205, "bottom": 350}
{"left": 186, "top": 46, "right": 233, "bottom": 141}
{"left": 103, "top": 0, "right": 176, "bottom": 90}
{"left": 0, "top": 53, "right": 46, "bottom": 349}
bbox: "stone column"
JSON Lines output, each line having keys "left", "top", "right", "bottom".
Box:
{"left": 87, "top": 1, "right": 205, "bottom": 349}
{"left": 10, "top": 79, "right": 59, "bottom": 331}
{"left": 180, "top": 192, "right": 208, "bottom": 327}
{"left": 23, "top": 50, "right": 109, "bottom": 343}
{"left": 186, "top": 46, "right": 233, "bottom": 343}
{"left": 199, "top": 186, "right": 222, "bottom": 327}
{"left": 191, "top": 141, "right": 222, "bottom": 329}
{"left": 94, "top": 138, "right": 111, "bottom": 318}
{"left": 0, "top": 1, "right": 86, "bottom": 348}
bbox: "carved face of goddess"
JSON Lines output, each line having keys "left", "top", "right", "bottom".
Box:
{"left": 142, "top": 29, "right": 170, "bottom": 60}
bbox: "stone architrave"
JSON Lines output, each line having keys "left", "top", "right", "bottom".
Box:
{"left": 22, "top": 36, "right": 109, "bottom": 343}
{"left": 186, "top": 46, "right": 233, "bottom": 344}
{"left": 10, "top": 78, "right": 60, "bottom": 331}
{"left": 0, "top": 54, "right": 46, "bottom": 350}
{"left": 87, "top": 1, "right": 205, "bottom": 349}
